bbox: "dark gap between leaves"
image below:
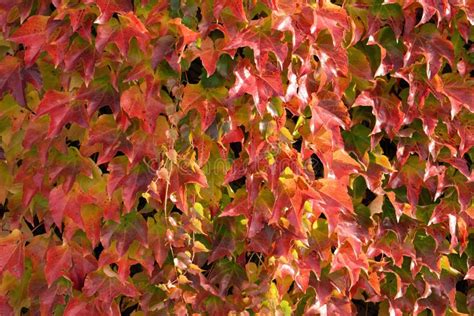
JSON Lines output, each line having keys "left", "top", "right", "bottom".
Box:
{"left": 98, "top": 105, "right": 113, "bottom": 115}
{"left": 121, "top": 303, "right": 139, "bottom": 316}
{"left": 137, "top": 196, "right": 147, "bottom": 211}
{"left": 229, "top": 176, "right": 246, "bottom": 192}
{"left": 93, "top": 243, "right": 104, "bottom": 260}
{"left": 456, "top": 279, "right": 469, "bottom": 294}
{"left": 463, "top": 153, "right": 472, "bottom": 172}
{"left": 209, "top": 29, "right": 225, "bottom": 41}
{"left": 362, "top": 188, "right": 377, "bottom": 206}
{"left": 66, "top": 139, "right": 80, "bottom": 149}
{"left": 0, "top": 200, "right": 8, "bottom": 219}
{"left": 129, "top": 264, "right": 143, "bottom": 277}
{"left": 379, "top": 138, "right": 396, "bottom": 160}
{"left": 230, "top": 142, "right": 242, "bottom": 158}
{"left": 292, "top": 138, "right": 302, "bottom": 152}
{"left": 183, "top": 58, "right": 203, "bottom": 84}
{"left": 311, "top": 153, "right": 324, "bottom": 179}
{"left": 352, "top": 299, "right": 379, "bottom": 316}
{"left": 98, "top": 162, "right": 108, "bottom": 174}
{"left": 171, "top": 205, "right": 183, "bottom": 215}
{"left": 441, "top": 63, "right": 452, "bottom": 74}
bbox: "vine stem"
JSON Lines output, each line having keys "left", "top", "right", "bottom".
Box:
{"left": 163, "top": 158, "right": 179, "bottom": 280}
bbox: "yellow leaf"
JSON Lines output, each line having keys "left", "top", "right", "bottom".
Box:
{"left": 192, "top": 240, "right": 209, "bottom": 253}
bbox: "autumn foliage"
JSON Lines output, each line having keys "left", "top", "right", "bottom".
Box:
{"left": 0, "top": 0, "right": 473, "bottom": 314}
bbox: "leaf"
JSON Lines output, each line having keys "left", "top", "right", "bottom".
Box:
{"left": 330, "top": 242, "right": 368, "bottom": 288}
{"left": 310, "top": 90, "right": 351, "bottom": 131}
{"left": 0, "top": 56, "right": 27, "bottom": 107}
{"left": 81, "top": 204, "right": 102, "bottom": 247}
{"left": 194, "top": 37, "right": 224, "bottom": 76}
{"left": 169, "top": 159, "right": 208, "bottom": 211}
{"left": 414, "top": 231, "right": 440, "bottom": 272}
{"left": 44, "top": 244, "right": 72, "bottom": 286}
{"left": 404, "top": 24, "right": 454, "bottom": 79}
{"left": 83, "top": 268, "right": 140, "bottom": 306}
{"left": 122, "top": 163, "right": 154, "bottom": 211}
{"left": 10, "top": 15, "right": 49, "bottom": 65}
{"left": 301, "top": 3, "right": 350, "bottom": 47}
{"left": 169, "top": 18, "right": 200, "bottom": 53}
{"left": 147, "top": 215, "right": 168, "bottom": 267}
{"left": 465, "top": 267, "right": 474, "bottom": 280}
{"left": 348, "top": 47, "right": 372, "bottom": 80}
{"left": 101, "top": 212, "right": 148, "bottom": 255}
{"left": 389, "top": 156, "right": 425, "bottom": 207}
{"left": 439, "top": 74, "right": 474, "bottom": 116}
{"left": 0, "top": 296, "right": 13, "bottom": 315}
{"left": 36, "top": 90, "right": 88, "bottom": 137}
{"left": 224, "top": 25, "right": 288, "bottom": 70}
{"left": 342, "top": 124, "right": 371, "bottom": 159}
{"left": 96, "top": 12, "right": 150, "bottom": 55}
{"left": 213, "top": 0, "right": 247, "bottom": 22}
{"left": 228, "top": 60, "right": 283, "bottom": 115}
{"left": 49, "top": 184, "right": 95, "bottom": 228}
{"left": 0, "top": 229, "right": 24, "bottom": 278}
{"left": 83, "top": 114, "right": 131, "bottom": 165}
{"left": 353, "top": 79, "right": 404, "bottom": 138}
{"left": 63, "top": 297, "right": 96, "bottom": 315}
{"left": 93, "top": 0, "right": 133, "bottom": 24}
{"left": 3, "top": 0, "right": 474, "bottom": 312}
{"left": 181, "top": 84, "right": 225, "bottom": 131}
{"left": 107, "top": 157, "right": 154, "bottom": 211}
{"left": 120, "top": 85, "right": 165, "bottom": 134}
{"left": 317, "top": 178, "right": 354, "bottom": 213}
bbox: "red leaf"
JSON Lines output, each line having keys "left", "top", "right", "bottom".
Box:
{"left": 122, "top": 164, "right": 154, "bottom": 211}
{"left": 96, "top": 12, "right": 149, "bottom": 56}
{"left": 45, "top": 244, "right": 72, "bottom": 286}
{"left": 330, "top": 242, "right": 368, "bottom": 288}
{"left": 354, "top": 80, "right": 404, "bottom": 138}
{"left": 81, "top": 205, "right": 103, "bottom": 247}
{"left": 389, "top": 156, "right": 425, "bottom": 207}
{"left": 310, "top": 91, "right": 351, "bottom": 131}
{"left": 49, "top": 185, "right": 95, "bottom": 228}
{"left": 63, "top": 297, "right": 97, "bottom": 316}
{"left": 299, "top": 3, "right": 350, "bottom": 47}
{"left": 181, "top": 84, "right": 221, "bottom": 131}
{"left": 224, "top": 25, "right": 288, "bottom": 70}
{"left": 439, "top": 74, "right": 474, "bottom": 116}
{"left": 106, "top": 157, "right": 128, "bottom": 197}
{"left": 83, "top": 269, "right": 140, "bottom": 306}
{"left": 213, "top": 0, "right": 247, "bottom": 22}
{"left": 100, "top": 212, "right": 148, "bottom": 256}
{"left": 120, "top": 86, "right": 165, "bottom": 134}
{"left": 10, "top": 15, "right": 49, "bottom": 65}
{"left": 0, "top": 229, "right": 24, "bottom": 278}
{"left": 228, "top": 60, "right": 283, "bottom": 115}
{"left": 36, "top": 90, "right": 88, "bottom": 137}
{"left": 195, "top": 37, "right": 223, "bottom": 76}
{"left": 93, "top": 0, "right": 133, "bottom": 24}
{"left": 169, "top": 160, "right": 208, "bottom": 211}
{"left": 0, "top": 296, "right": 13, "bottom": 315}
{"left": 170, "top": 18, "right": 200, "bottom": 53}
{"left": 82, "top": 115, "right": 130, "bottom": 165}
{"left": 404, "top": 25, "right": 454, "bottom": 79}
{"left": 147, "top": 216, "right": 168, "bottom": 268}
{"left": 107, "top": 157, "right": 154, "bottom": 211}
{"left": 0, "top": 56, "right": 26, "bottom": 107}
{"left": 220, "top": 191, "right": 250, "bottom": 217}
{"left": 465, "top": 267, "right": 474, "bottom": 280}
{"left": 317, "top": 178, "right": 354, "bottom": 213}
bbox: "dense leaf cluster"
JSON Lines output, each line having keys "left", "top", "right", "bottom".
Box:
{"left": 0, "top": 0, "right": 473, "bottom": 314}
